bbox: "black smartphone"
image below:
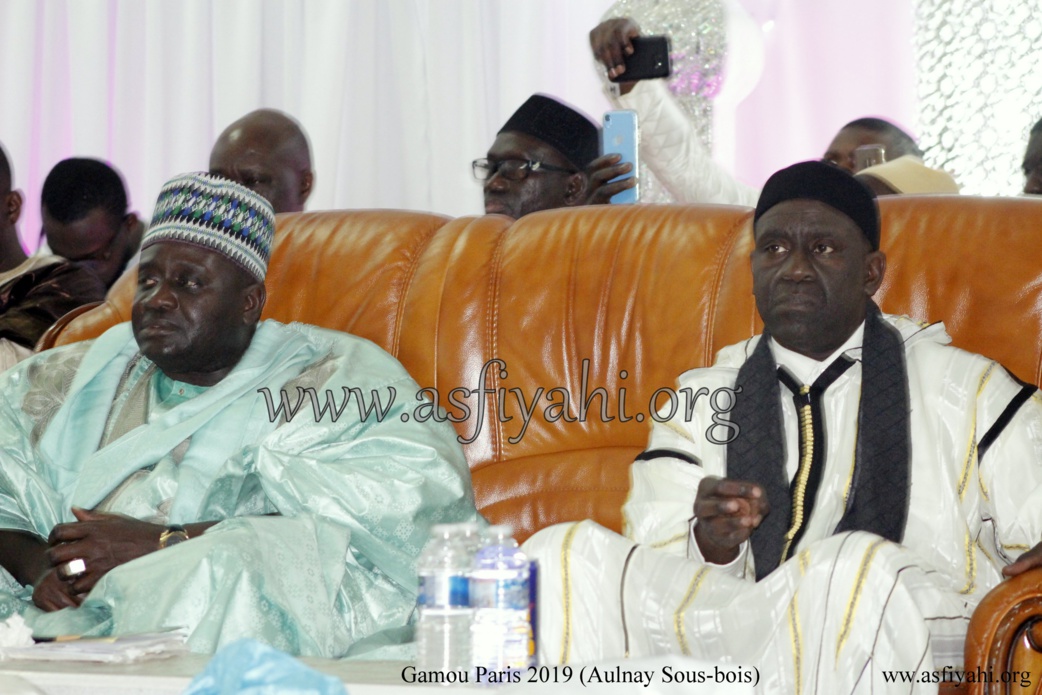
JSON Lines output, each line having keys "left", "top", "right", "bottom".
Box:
{"left": 609, "top": 35, "right": 672, "bottom": 83}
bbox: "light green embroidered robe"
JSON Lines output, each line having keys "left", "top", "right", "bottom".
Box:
{"left": 0, "top": 320, "right": 482, "bottom": 656}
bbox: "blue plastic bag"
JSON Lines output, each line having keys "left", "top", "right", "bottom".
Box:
{"left": 183, "top": 639, "right": 347, "bottom": 695}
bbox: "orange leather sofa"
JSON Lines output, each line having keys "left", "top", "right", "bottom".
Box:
{"left": 41, "top": 197, "right": 1042, "bottom": 693}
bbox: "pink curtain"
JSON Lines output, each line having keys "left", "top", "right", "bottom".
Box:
{"left": 731, "top": 0, "right": 918, "bottom": 188}
{"left": 0, "top": 0, "right": 920, "bottom": 254}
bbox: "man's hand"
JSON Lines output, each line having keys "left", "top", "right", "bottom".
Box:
{"left": 31, "top": 568, "right": 85, "bottom": 612}
{"left": 585, "top": 154, "right": 636, "bottom": 205}
{"left": 1003, "top": 541, "right": 1042, "bottom": 578}
{"left": 693, "top": 477, "right": 769, "bottom": 565}
{"left": 46, "top": 508, "right": 164, "bottom": 595}
{"left": 589, "top": 17, "right": 641, "bottom": 94}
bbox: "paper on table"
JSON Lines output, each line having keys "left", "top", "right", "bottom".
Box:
{"left": 0, "top": 615, "right": 34, "bottom": 650}
{"left": 1, "top": 629, "right": 189, "bottom": 663}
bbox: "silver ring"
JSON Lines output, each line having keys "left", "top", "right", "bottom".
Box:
{"left": 58, "top": 558, "right": 87, "bottom": 580}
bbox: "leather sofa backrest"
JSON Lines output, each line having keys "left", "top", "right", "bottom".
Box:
{"left": 874, "top": 196, "right": 1042, "bottom": 385}
{"left": 401, "top": 205, "right": 755, "bottom": 536}
{"left": 50, "top": 210, "right": 456, "bottom": 350}
{"left": 43, "top": 197, "right": 1042, "bottom": 539}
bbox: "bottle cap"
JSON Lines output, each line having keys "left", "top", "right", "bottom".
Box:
{"left": 487, "top": 524, "right": 514, "bottom": 539}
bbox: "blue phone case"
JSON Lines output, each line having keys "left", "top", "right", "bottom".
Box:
{"left": 602, "top": 110, "right": 640, "bottom": 205}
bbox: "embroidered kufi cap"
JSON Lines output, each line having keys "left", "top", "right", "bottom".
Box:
{"left": 143, "top": 172, "right": 275, "bottom": 282}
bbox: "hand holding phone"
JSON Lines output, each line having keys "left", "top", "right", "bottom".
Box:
{"left": 590, "top": 17, "right": 642, "bottom": 80}
{"left": 599, "top": 110, "right": 640, "bottom": 205}
{"left": 608, "top": 36, "right": 672, "bottom": 83}
{"left": 585, "top": 154, "right": 636, "bottom": 205}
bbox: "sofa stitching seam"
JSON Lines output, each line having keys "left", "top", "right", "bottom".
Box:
{"left": 391, "top": 218, "right": 442, "bottom": 357}
{"left": 487, "top": 223, "right": 509, "bottom": 462}
{"left": 705, "top": 211, "right": 751, "bottom": 364}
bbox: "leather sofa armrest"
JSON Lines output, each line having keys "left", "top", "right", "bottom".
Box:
{"left": 963, "top": 566, "right": 1042, "bottom": 694}
{"left": 34, "top": 301, "right": 104, "bottom": 352}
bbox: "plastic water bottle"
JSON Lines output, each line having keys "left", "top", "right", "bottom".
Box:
{"left": 470, "top": 525, "right": 533, "bottom": 684}
{"left": 457, "top": 521, "right": 484, "bottom": 556}
{"left": 416, "top": 524, "right": 474, "bottom": 678}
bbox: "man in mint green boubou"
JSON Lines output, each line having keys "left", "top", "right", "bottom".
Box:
{"left": 0, "top": 172, "right": 481, "bottom": 657}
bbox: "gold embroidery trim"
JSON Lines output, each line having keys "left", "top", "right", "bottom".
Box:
{"left": 651, "top": 532, "right": 689, "bottom": 549}
{"left": 958, "top": 364, "right": 995, "bottom": 501}
{"left": 673, "top": 567, "right": 710, "bottom": 656}
{"left": 836, "top": 537, "right": 886, "bottom": 658}
{"left": 1002, "top": 543, "right": 1030, "bottom": 552}
{"left": 780, "top": 385, "right": 813, "bottom": 563}
{"left": 662, "top": 417, "right": 693, "bottom": 439}
{"left": 979, "top": 371, "right": 1042, "bottom": 501}
{"left": 960, "top": 527, "right": 977, "bottom": 595}
{"left": 977, "top": 538, "right": 998, "bottom": 567}
{"left": 797, "top": 548, "right": 811, "bottom": 576}
{"left": 788, "top": 593, "right": 803, "bottom": 694}
{"left": 840, "top": 414, "right": 860, "bottom": 511}
{"left": 559, "top": 522, "right": 582, "bottom": 664}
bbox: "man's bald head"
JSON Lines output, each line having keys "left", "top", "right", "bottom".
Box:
{"left": 209, "top": 109, "right": 313, "bottom": 213}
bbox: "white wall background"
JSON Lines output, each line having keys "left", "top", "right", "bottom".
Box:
{"left": 732, "top": 0, "right": 918, "bottom": 188}
{"left": 0, "top": 0, "right": 620, "bottom": 251}
{"left": 0, "top": 1, "right": 957, "bottom": 255}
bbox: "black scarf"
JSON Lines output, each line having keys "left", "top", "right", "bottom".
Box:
{"left": 725, "top": 302, "right": 911, "bottom": 580}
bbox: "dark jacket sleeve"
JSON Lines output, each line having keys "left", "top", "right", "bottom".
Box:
{"left": 0, "top": 262, "right": 108, "bottom": 348}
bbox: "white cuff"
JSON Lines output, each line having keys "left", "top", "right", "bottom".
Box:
{"left": 688, "top": 517, "right": 749, "bottom": 578}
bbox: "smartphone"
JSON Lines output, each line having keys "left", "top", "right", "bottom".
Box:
{"left": 602, "top": 110, "right": 640, "bottom": 205}
{"left": 609, "top": 35, "right": 672, "bottom": 83}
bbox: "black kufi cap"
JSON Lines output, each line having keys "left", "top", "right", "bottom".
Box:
{"left": 755, "top": 161, "right": 880, "bottom": 250}
{"left": 498, "top": 95, "right": 599, "bottom": 170}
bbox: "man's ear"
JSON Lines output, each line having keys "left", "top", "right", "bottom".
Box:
{"left": 564, "top": 172, "right": 589, "bottom": 207}
{"left": 864, "top": 250, "right": 887, "bottom": 296}
{"left": 123, "top": 213, "right": 143, "bottom": 254}
{"left": 299, "top": 171, "right": 314, "bottom": 208}
{"left": 5, "top": 190, "right": 23, "bottom": 226}
{"left": 243, "top": 283, "right": 266, "bottom": 323}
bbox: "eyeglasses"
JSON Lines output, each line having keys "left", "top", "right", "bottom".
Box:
{"left": 472, "top": 158, "right": 577, "bottom": 182}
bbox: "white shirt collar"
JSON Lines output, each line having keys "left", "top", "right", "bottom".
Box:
{"left": 769, "top": 322, "right": 866, "bottom": 387}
